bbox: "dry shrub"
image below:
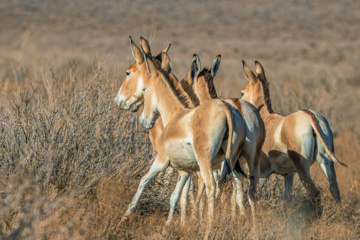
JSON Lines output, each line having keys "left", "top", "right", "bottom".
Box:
{"left": 0, "top": 1, "right": 359, "bottom": 239}
{"left": 0, "top": 53, "right": 359, "bottom": 240}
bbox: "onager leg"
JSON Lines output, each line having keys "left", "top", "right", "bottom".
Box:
{"left": 192, "top": 172, "right": 205, "bottom": 222}
{"left": 195, "top": 151, "right": 216, "bottom": 238}
{"left": 232, "top": 170, "right": 246, "bottom": 216}
{"left": 193, "top": 170, "right": 221, "bottom": 221}
{"left": 244, "top": 150, "right": 261, "bottom": 226}
{"left": 213, "top": 170, "right": 221, "bottom": 199}
{"left": 165, "top": 170, "right": 191, "bottom": 229}
{"left": 288, "top": 140, "right": 322, "bottom": 216}
{"left": 180, "top": 176, "right": 192, "bottom": 226}
{"left": 284, "top": 173, "right": 294, "bottom": 202}
{"left": 121, "top": 155, "right": 168, "bottom": 222}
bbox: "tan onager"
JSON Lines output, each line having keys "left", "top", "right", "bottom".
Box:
{"left": 134, "top": 38, "right": 222, "bottom": 226}
{"left": 136, "top": 37, "right": 200, "bottom": 226}
{"left": 240, "top": 60, "right": 347, "bottom": 208}
{"left": 115, "top": 40, "right": 247, "bottom": 237}
{"left": 187, "top": 54, "right": 265, "bottom": 217}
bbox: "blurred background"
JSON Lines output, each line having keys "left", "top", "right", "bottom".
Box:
{"left": 1, "top": 0, "right": 360, "bottom": 130}
{"left": 0, "top": 0, "right": 359, "bottom": 239}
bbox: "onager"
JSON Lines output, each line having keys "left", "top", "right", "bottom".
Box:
{"left": 133, "top": 38, "right": 221, "bottom": 227}
{"left": 115, "top": 40, "right": 247, "bottom": 237}
{"left": 187, "top": 55, "right": 265, "bottom": 218}
{"left": 240, "top": 60, "right": 347, "bottom": 209}
{"left": 136, "top": 37, "right": 200, "bottom": 225}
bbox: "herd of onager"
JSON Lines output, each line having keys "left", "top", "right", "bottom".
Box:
{"left": 114, "top": 37, "right": 347, "bottom": 238}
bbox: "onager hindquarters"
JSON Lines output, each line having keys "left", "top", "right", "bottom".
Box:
{"left": 186, "top": 55, "right": 265, "bottom": 220}
{"left": 115, "top": 40, "right": 246, "bottom": 237}
{"left": 240, "top": 60, "right": 347, "bottom": 210}
{"left": 185, "top": 55, "right": 265, "bottom": 220}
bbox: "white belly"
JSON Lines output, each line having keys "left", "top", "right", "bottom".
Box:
{"left": 165, "top": 140, "right": 198, "bottom": 171}
{"left": 165, "top": 140, "right": 225, "bottom": 172}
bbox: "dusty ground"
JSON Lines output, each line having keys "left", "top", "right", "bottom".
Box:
{"left": 0, "top": 0, "right": 359, "bottom": 239}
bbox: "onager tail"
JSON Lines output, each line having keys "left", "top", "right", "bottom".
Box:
{"left": 305, "top": 110, "right": 348, "bottom": 167}
{"left": 223, "top": 102, "right": 235, "bottom": 170}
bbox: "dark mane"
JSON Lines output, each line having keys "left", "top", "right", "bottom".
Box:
{"left": 144, "top": 52, "right": 162, "bottom": 69}
{"left": 258, "top": 76, "right": 274, "bottom": 113}
{"left": 159, "top": 69, "right": 192, "bottom": 109}
{"left": 151, "top": 55, "right": 162, "bottom": 69}
{"left": 198, "top": 68, "right": 218, "bottom": 99}
{"left": 180, "top": 80, "right": 200, "bottom": 107}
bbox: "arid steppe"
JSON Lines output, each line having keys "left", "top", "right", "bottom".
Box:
{"left": 0, "top": 0, "right": 359, "bottom": 239}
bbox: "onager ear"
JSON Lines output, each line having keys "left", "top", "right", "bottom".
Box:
{"left": 211, "top": 55, "right": 221, "bottom": 78}
{"left": 143, "top": 51, "right": 157, "bottom": 76}
{"left": 140, "top": 37, "right": 151, "bottom": 55}
{"left": 186, "top": 54, "right": 200, "bottom": 85}
{"left": 242, "top": 60, "right": 257, "bottom": 84}
{"left": 193, "top": 54, "right": 201, "bottom": 74}
{"left": 190, "top": 58, "right": 201, "bottom": 85}
{"left": 161, "top": 52, "right": 172, "bottom": 73}
{"left": 163, "top": 43, "right": 171, "bottom": 54}
{"left": 255, "top": 61, "right": 266, "bottom": 80}
{"left": 129, "top": 36, "right": 144, "bottom": 64}
{"left": 154, "top": 43, "right": 172, "bottom": 66}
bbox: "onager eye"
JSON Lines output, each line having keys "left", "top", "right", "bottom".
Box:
{"left": 126, "top": 71, "right": 131, "bottom": 77}
{"left": 240, "top": 91, "right": 245, "bottom": 96}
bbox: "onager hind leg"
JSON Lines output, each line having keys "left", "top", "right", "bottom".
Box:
{"left": 245, "top": 153, "right": 260, "bottom": 226}
{"left": 164, "top": 170, "right": 190, "bottom": 230}
{"left": 284, "top": 173, "right": 294, "bottom": 202}
{"left": 121, "top": 154, "right": 168, "bottom": 222}
{"left": 288, "top": 146, "right": 322, "bottom": 216}
{"left": 180, "top": 175, "right": 192, "bottom": 226}
{"left": 193, "top": 148, "right": 216, "bottom": 238}
{"left": 231, "top": 169, "right": 246, "bottom": 216}
{"left": 192, "top": 171, "right": 221, "bottom": 222}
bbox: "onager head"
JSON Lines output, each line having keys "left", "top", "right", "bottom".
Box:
{"left": 190, "top": 54, "right": 221, "bottom": 102}
{"left": 241, "top": 61, "right": 273, "bottom": 113}
{"left": 139, "top": 52, "right": 173, "bottom": 128}
{"left": 114, "top": 37, "right": 171, "bottom": 112}
{"left": 114, "top": 37, "right": 149, "bottom": 111}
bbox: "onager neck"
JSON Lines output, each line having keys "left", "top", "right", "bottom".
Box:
{"left": 195, "top": 70, "right": 218, "bottom": 103}
{"left": 153, "top": 72, "right": 191, "bottom": 126}
{"left": 254, "top": 81, "right": 274, "bottom": 119}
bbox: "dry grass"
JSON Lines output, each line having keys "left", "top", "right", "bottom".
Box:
{"left": 0, "top": 0, "right": 359, "bottom": 239}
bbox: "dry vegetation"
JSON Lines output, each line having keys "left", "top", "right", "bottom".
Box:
{"left": 0, "top": 0, "right": 359, "bottom": 239}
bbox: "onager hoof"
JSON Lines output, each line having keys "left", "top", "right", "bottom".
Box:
{"left": 119, "top": 212, "right": 131, "bottom": 224}
{"left": 161, "top": 223, "right": 171, "bottom": 237}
